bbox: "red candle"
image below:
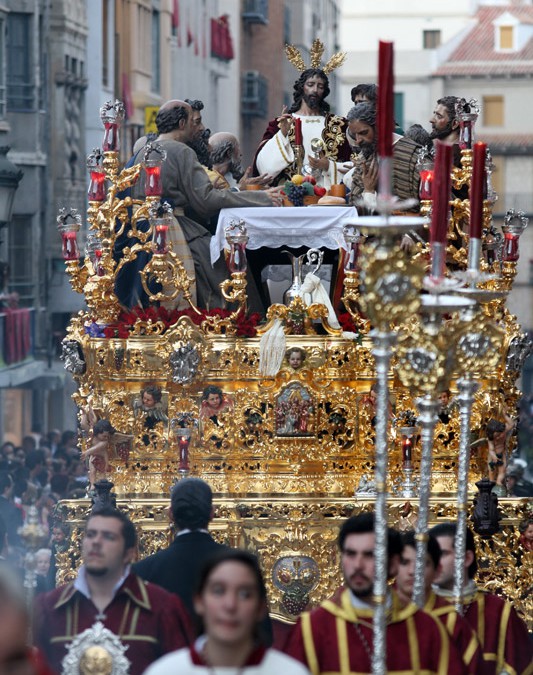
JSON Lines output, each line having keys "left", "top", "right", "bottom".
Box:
{"left": 294, "top": 117, "right": 302, "bottom": 146}
{"left": 402, "top": 436, "right": 412, "bottom": 464}
{"left": 377, "top": 41, "right": 394, "bottom": 157}
{"left": 469, "top": 142, "right": 486, "bottom": 240}
{"left": 430, "top": 141, "right": 453, "bottom": 244}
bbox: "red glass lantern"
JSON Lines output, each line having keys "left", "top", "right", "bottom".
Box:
{"left": 400, "top": 426, "right": 417, "bottom": 469}
{"left": 153, "top": 223, "right": 169, "bottom": 255}
{"left": 150, "top": 202, "right": 173, "bottom": 255}
{"left": 419, "top": 167, "right": 434, "bottom": 200}
{"left": 343, "top": 225, "right": 364, "bottom": 272}
{"left": 100, "top": 100, "right": 125, "bottom": 153}
{"left": 502, "top": 210, "right": 528, "bottom": 263}
{"left": 224, "top": 220, "right": 249, "bottom": 274}
{"left": 142, "top": 142, "right": 167, "bottom": 197}
{"left": 177, "top": 428, "right": 192, "bottom": 473}
{"left": 88, "top": 168, "right": 106, "bottom": 201}
{"left": 144, "top": 162, "right": 163, "bottom": 197}
{"left": 455, "top": 98, "right": 480, "bottom": 151}
{"left": 503, "top": 233, "right": 519, "bottom": 262}
{"left": 85, "top": 231, "right": 105, "bottom": 275}
{"left": 57, "top": 208, "right": 82, "bottom": 261}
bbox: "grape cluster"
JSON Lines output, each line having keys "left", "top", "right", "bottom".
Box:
{"left": 287, "top": 184, "right": 306, "bottom": 206}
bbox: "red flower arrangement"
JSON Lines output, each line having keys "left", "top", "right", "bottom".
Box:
{"left": 99, "top": 306, "right": 262, "bottom": 339}
{"left": 337, "top": 312, "right": 362, "bottom": 340}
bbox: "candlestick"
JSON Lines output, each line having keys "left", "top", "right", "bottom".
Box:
{"left": 294, "top": 116, "right": 302, "bottom": 146}
{"left": 470, "top": 142, "right": 486, "bottom": 240}
{"left": 377, "top": 41, "right": 394, "bottom": 158}
{"left": 430, "top": 142, "right": 453, "bottom": 279}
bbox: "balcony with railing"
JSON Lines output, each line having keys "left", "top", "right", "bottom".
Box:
{"left": 0, "top": 307, "right": 46, "bottom": 386}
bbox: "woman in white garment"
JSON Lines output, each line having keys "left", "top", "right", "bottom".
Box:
{"left": 143, "top": 549, "right": 310, "bottom": 675}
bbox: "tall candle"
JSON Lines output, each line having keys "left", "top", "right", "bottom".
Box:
{"left": 430, "top": 141, "right": 453, "bottom": 244}
{"left": 294, "top": 116, "right": 302, "bottom": 146}
{"left": 377, "top": 41, "right": 394, "bottom": 157}
{"left": 470, "top": 142, "right": 486, "bottom": 240}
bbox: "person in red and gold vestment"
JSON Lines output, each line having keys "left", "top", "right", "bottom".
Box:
{"left": 430, "top": 522, "right": 533, "bottom": 675}
{"left": 285, "top": 512, "right": 466, "bottom": 674}
{"left": 33, "top": 506, "right": 193, "bottom": 675}
{"left": 395, "top": 531, "right": 482, "bottom": 674}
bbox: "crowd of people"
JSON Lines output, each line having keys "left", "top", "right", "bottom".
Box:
{"left": 0, "top": 477, "right": 530, "bottom": 674}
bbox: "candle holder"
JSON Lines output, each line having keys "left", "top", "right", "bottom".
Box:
{"left": 142, "top": 142, "right": 167, "bottom": 197}
{"left": 87, "top": 149, "right": 106, "bottom": 202}
{"left": 455, "top": 98, "right": 480, "bottom": 151}
{"left": 150, "top": 203, "right": 173, "bottom": 256}
{"left": 482, "top": 225, "right": 501, "bottom": 267}
{"left": 399, "top": 424, "right": 418, "bottom": 498}
{"left": 340, "top": 225, "right": 370, "bottom": 333}
{"left": 100, "top": 100, "right": 125, "bottom": 153}
{"left": 485, "top": 150, "right": 498, "bottom": 205}
{"left": 171, "top": 414, "right": 197, "bottom": 476}
{"left": 502, "top": 209, "right": 528, "bottom": 263}
{"left": 395, "top": 292, "right": 474, "bottom": 606}
{"left": 225, "top": 219, "right": 249, "bottom": 274}
{"left": 446, "top": 290, "right": 505, "bottom": 611}
{"left": 210, "top": 220, "right": 250, "bottom": 324}
{"left": 57, "top": 207, "right": 82, "bottom": 262}
{"left": 416, "top": 147, "right": 434, "bottom": 202}
{"left": 85, "top": 231, "right": 104, "bottom": 277}
{"left": 356, "top": 213, "right": 425, "bottom": 667}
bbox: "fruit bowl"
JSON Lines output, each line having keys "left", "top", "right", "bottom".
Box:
{"left": 282, "top": 195, "right": 320, "bottom": 207}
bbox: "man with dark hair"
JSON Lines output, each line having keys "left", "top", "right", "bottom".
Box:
{"left": 254, "top": 67, "right": 352, "bottom": 187}
{"left": 396, "top": 531, "right": 481, "bottom": 674}
{"left": 129, "top": 99, "right": 281, "bottom": 310}
{"left": 429, "top": 96, "right": 460, "bottom": 144}
{"left": 183, "top": 98, "right": 211, "bottom": 167}
{"left": 344, "top": 102, "right": 420, "bottom": 213}
{"left": 34, "top": 506, "right": 193, "bottom": 675}
{"left": 133, "top": 477, "right": 227, "bottom": 617}
{"left": 351, "top": 83, "right": 377, "bottom": 105}
{"left": 430, "top": 522, "right": 532, "bottom": 674}
{"left": 287, "top": 512, "right": 464, "bottom": 674}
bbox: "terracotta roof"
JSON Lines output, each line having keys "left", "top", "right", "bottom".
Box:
{"left": 434, "top": 6, "right": 533, "bottom": 77}
{"left": 480, "top": 133, "right": 533, "bottom": 152}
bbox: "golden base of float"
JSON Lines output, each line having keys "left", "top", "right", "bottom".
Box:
{"left": 56, "top": 494, "right": 532, "bottom": 628}
{"left": 55, "top": 107, "right": 532, "bottom": 635}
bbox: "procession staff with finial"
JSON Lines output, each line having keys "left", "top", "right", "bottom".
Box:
{"left": 253, "top": 39, "right": 352, "bottom": 188}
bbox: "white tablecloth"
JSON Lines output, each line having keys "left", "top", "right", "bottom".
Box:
{"left": 210, "top": 206, "right": 358, "bottom": 264}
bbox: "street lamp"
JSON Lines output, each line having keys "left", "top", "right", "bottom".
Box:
{"left": 0, "top": 145, "right": 23, "bottom": 233}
